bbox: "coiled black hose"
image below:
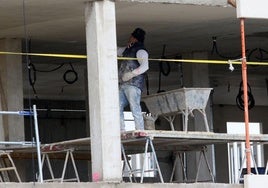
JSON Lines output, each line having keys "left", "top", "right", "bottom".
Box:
{"left": 236, "top": 81, "right": 255, "bottom": 111}
{"left": 63, "top": 63, "right": 78, "bottom": 84}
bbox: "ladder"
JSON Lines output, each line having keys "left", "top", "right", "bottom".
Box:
{"left": 0, "top": 150, "right": 21, "bottom": 182}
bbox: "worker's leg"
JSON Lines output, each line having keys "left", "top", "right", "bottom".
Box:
{"left": 119, "top": 85, "right": 128, "bottom": 131}
{"left": 124, "top": 85, "right": 144, "bottom": 130}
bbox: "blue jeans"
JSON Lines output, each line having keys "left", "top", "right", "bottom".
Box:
{"left": 119, "top": 84, "right": 144, "bottom": 131}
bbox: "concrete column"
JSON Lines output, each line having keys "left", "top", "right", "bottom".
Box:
{"left": 85, "top": 1, "right": 122, "bottom": 182}
{"left": 0, "top": 38, "right": 24, "bottom": 141}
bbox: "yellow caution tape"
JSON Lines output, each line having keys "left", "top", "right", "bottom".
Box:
{"left": 148, "top": 58, "right": 268, "bottom": 65}
{"left": 0, "top": 51, "right": 268, "bottom": 66}
{"left": 0, "top": 51, "right": 86, "bottom": 59}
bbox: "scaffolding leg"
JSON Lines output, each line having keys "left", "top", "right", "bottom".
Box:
{"left": 60, "top": 150, "right": 70, "bottom": 182}
{"left": 121, "top": 144, "right": 136, "bottom": 183}
{"left": 170, "top": 152, "right": 187, "bottom": 183}
{"left": 237, "top": 148, "right": 259, "bottom": 183}
{"left": 33, "top": 105, "right": 43, "bottom": 183}
{"left": 169, "top": 154, "right": 179, "bottom": 182}
{"left": 195, "top": 150, "right": 203, "bottom": 182}
{"left": 140, "top": 138, "right": 149, "bottom": 183}
{"left": 251, "top": 150, "right": 259, "bottom": 175}
{"left": 61, "top": 150, "right": 80, "bottom": 182}
{"left": 195, "top": 148, "right": 214, "bottom": 182}
{"left": 0, "top": 172, "right": 3, "bottom": 182}
{"left": 178, "top": 153, "right": 188, "bottom": 182}
{"left": 41, "top": 149, "right": 80, "bottom": 182}
{"left": 202, "top": 150, "right": 214, "bottom": 182}
{"left": 123, "top": 138, "right": 163, "bottom": 183}
{"left": 45, "top": 154, "right": 55, "bottom": 180}
{"left": 265, "top": 160, "right": 268, "bottom": 175}
{"left": 181, "top": 153, "right": 188, "bottom": 182}
{"left": 237, "top": 154, "right": 246, "bottom": 184}
{"left": 69, "top": 150, "right": 80, "bottom": 182}
{"left": 149, "top": 138, "right": 164, "bottom": 183}
{"left": 39, "top": 153, "right": 55, "bottom": 181}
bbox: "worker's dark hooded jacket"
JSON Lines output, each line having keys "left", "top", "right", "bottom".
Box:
{"left": 119, "top": 42, "right": 147, "bottom": 91}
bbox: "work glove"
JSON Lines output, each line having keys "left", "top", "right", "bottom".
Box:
{"left": 122, "top": 71, "right": 136, "bottom": 82}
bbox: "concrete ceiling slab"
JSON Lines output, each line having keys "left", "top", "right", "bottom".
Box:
{"left": 0, "top": 0, "right": 267, "bottom": 103}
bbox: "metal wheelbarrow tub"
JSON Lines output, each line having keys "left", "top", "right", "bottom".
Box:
{"left": 142, "top": 88, "right": 213, "bottom": 131}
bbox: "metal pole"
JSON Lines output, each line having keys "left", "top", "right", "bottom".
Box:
{"left": 0, "top": 111, "right": 33, "bottom": 115}
{"left": 33, "top": 105, "right": 43, "bottom": 183}
{"left": 0, "top": 141, "right": 34, "bottom": 145}
{"left": 240, "top": 18, "right": 251, "bottom": 174}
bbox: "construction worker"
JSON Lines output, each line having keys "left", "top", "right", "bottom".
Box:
{"left": 117, "top": 28, "right": 149, "bottom": 132}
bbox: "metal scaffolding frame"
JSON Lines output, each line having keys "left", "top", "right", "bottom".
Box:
{"left": 169, "top": 147, "right": 214, "bottom": 183}
{"left": 2, "top": 130, "right": 268, "bottom": 183}
{"left": 121, "top": 137, "right": 164, "bottom": 183}
{"left": 0, "top": 105, "right": 43, "bottom": 182}
{"left": 39, "top": 148, "right": 80, "bottom": 182}
{"left": 120, "top": 131, "right": 268, "bottom": 183}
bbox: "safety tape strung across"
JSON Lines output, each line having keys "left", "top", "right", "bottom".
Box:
{"left": 121, "top": 57, "right": 268, "bottom": 66}
{"left": 0, "top": 51, "right": 86, "bottom": 59}
{"left": 1, "top": 51, "right": 268, "bottom": 66}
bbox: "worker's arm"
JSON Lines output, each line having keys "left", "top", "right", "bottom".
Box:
{"left": 133, "top": 49, "right": 149, "bottom": 75}
{"left": 122, "top": 49, "right": 149, "bottom": 81}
